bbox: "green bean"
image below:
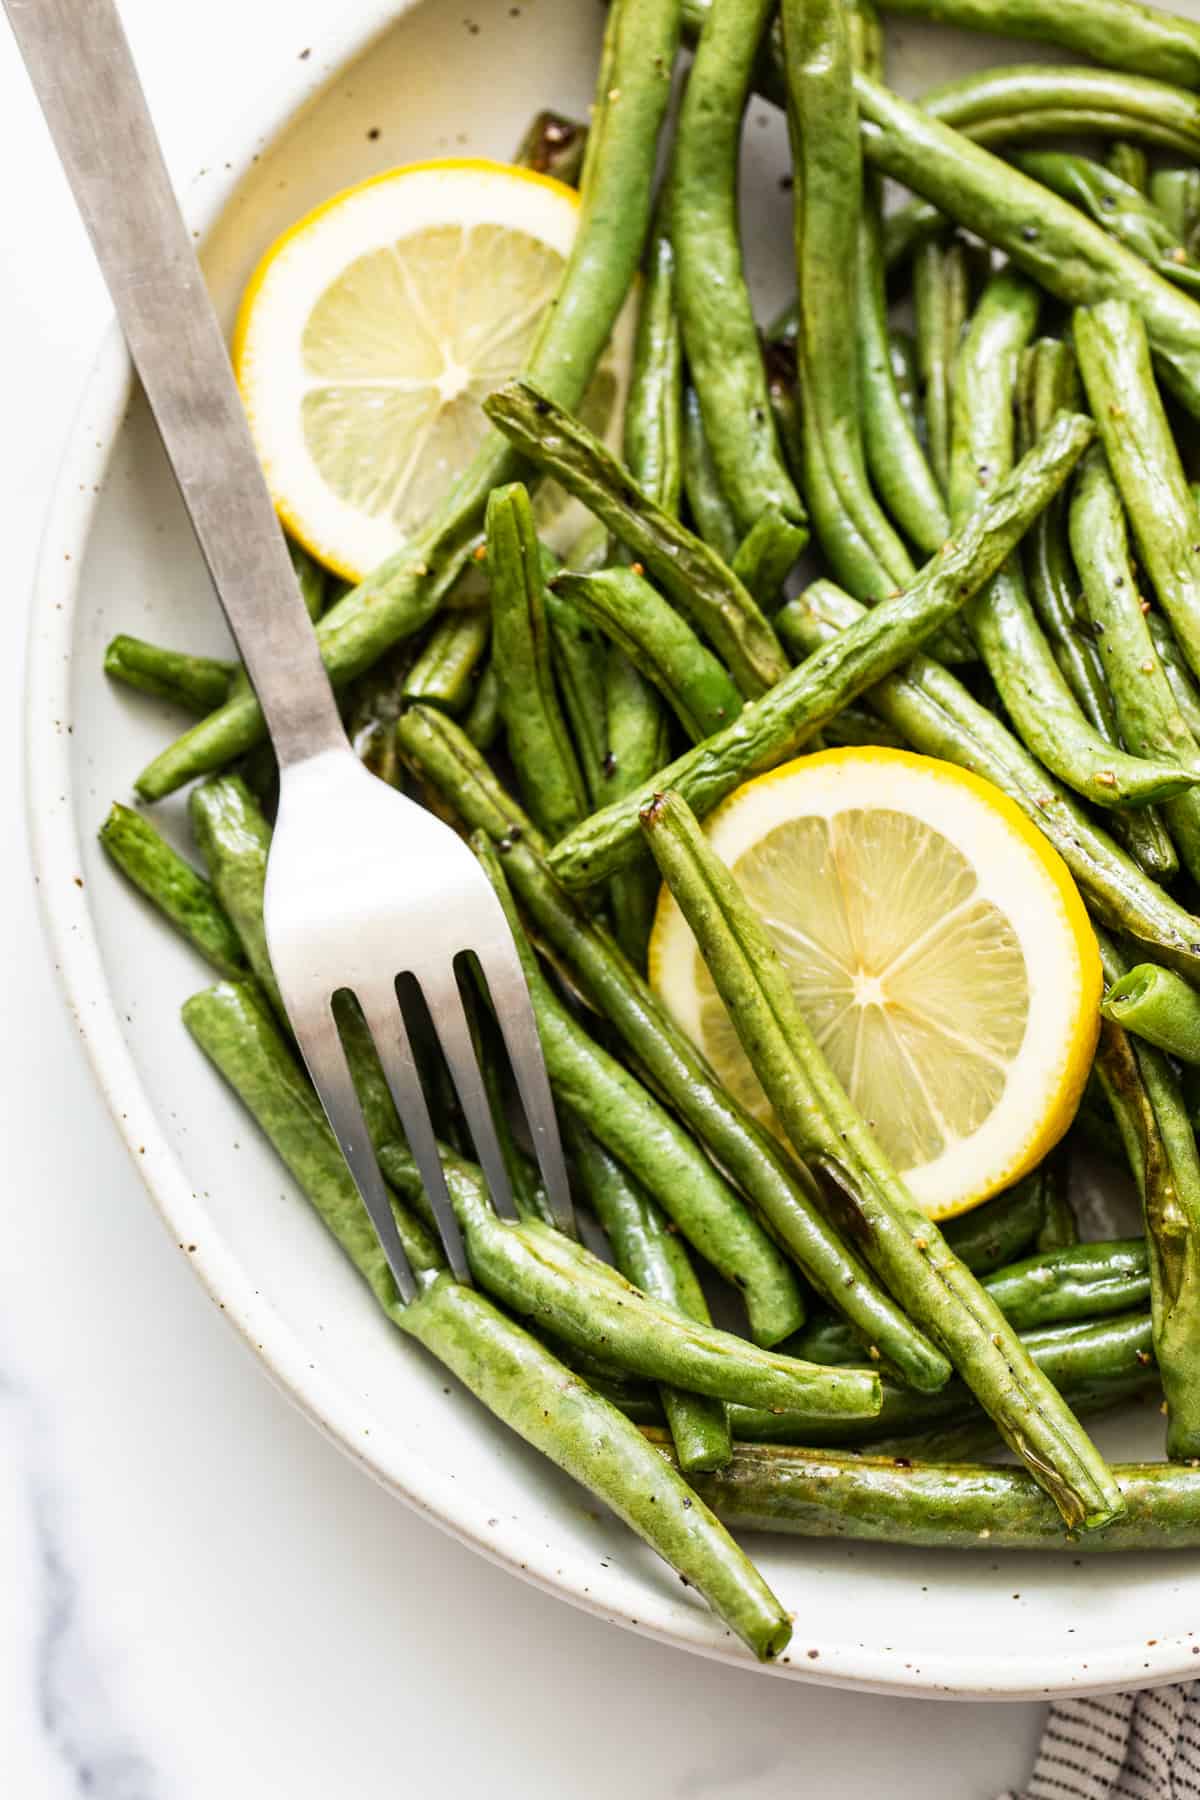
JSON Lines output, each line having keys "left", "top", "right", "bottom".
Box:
{"left": 888, "top": 332, "right": 920, "bottom": 430}
{"left": 779, "top": 582, "right": 1200, "bottom": 980}
{"left": 882, "top": 199, "right": 944, "bottom": 272}
{"left": 802, "top": 1243, "right": 1151, "bottom": 1354}
{"left": 951, "top": 273, "right": 1193, "bottom": 806}
{"left": 1015, "top": 342, "right": 1112, "bottom": 733}
{"left": 604, "top": 645, "right": 671, "bottom": 967}
{"left": 942, "top": 1175, "right": 1049, "bottom": 1274}
{"left": 1094, "top": 929, "right": 1200, "bottom": 1460}
{"left": 1150, "top": 611, "right": 1200, "bottom": 739}
{"left": 104, "top": 635, "right": 234, "bottom": 714}
{"left": 866, "top": 1388, "right": 1155, "bottom": 1462}
{"left": 98, "top": 803, "right": 246, "bottom": 978}
{"left": 641, "top": 789, "right": 1124, "bottom": 1532}
{"left": 731, "top": 1311, "right": 1156, "bottom": 1447}
{"left": 133, "top": 0, "right": 679, "bottom": 801}
{"left": 398, "top": 1129, "right": 863, "bottom": 1417}
{"left": 729, "top": 509, "right": 808, "bottom": 609}
{"left": 669, "top": 1442, "right": 1200, "bottom": 1552}
{"left": 1103, "top": 963, "right": 1200, "bottom": 1063}
{"left": 794, "top": 376, "right": 897, "bottom": 603}
{"left": 1011, "top": 150, "right": 1183, "bottom": 265}
{"left": 486, "top": 483, "right": 588, "bottom": 841}
{"left": 401, "top": 609, "right": 490, "bottom": 713}
{"left": 548, "top": 412, "right": 1096, "bottom": 890}
{"left": 1152, "top": 167, "right": 1200, "bottom": 253}
{"left": 963, "top": 110, "right": 1200, "bottom": 159}
{"left": 681, "top": 387, "right": 740, "bottom": 563}
{"left": 512, "top": 109, "right": 589, "bottom": 186}
{"left": 625, "top": 232, "right": 684, "bottom": 521}
{"left": 462, "top": 658, "right": 502, "bottom": 751}
{"left": 553, "top": 568, "right": 742, "bottom": 742}
{"left": 782, "top": 0, "right": 915, "bottom": 601}
{"left": 484, "top": 382, "right": 787, "bottom": 697}
{"left": 919, "top": 64, "right": 1200, "bottom": 156}
{"left": 183, "top": 979, "right": 791, "bottom": 1660}
{"left": 877, "top": 0, "right": 1200, "bottom": 86}
{"left": 187, "top": 775, "right": 280, "bottom": 1015}
{"left": 670, "top": 0, "right": 806, "bottom": 543}
{"left": 1016, "top": 341, "right": 1158, "bottom": 851}
{"left": 568, "top": 1120, "right": 732, "bottom": 1473}
{"left": 1108, "top": 142, "right": 1149, "bottom": 191}
{"left": 857, "top": 197, "right": 952, "bottom": 554}
{"left": 473, "top": 833, "right": 804, "bottom": 1348}
{"left": 468, "top": 999, "right": 555, "bottom": 1229}
{"left": 1071, "top": 445, "right": 1200, "bottom": 878}
{"left": 1036, "top": 1158, "right": 1080, "bottom": 1251}
{"left": 395, "top": 705, "right": 950, "bottom": 1390}
{"left": 772, "top": 327, "right": 965, "bottom": 667}
{"left": 542, "top": 587, "right": 610, "bottom": 807}
{"left": 913, "top": 235, "right": 968, "bottom": 498}
{"left": 1075, "top": 299, "right": 1200, "bottom": 682}
{"left": 854, "top": 74, "right": 1200, "bottom": 422}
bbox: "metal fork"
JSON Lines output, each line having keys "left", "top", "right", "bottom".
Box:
{"left": 8, "top": 0, "right": 573, "bottom": 1297}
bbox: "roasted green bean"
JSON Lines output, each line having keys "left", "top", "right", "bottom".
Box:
{"left": 104, "top": 635, "right": 234, "bottom": 714}
{"left": 487, "top": 483, "right": 588, "bottom": 840}
{"left": 681, "top": 386, "right": 740, "bottom": 562}
{"left": 1071, "top": 444, "right": 1200, "bottom": 876}
{"left": 99, "top": 802, "right": 246, "bottom": 978}
{"left": 1075, "top": 299, "right": 1200, "bottom": 683}
{"left": 1103, "top": 962, "right": 1200, "bottom": 1063}
{"left": 913, "top": 234, "right": 968, "bottom": 498}
{"left": 670, "top": 0, "right": 806, "bottom": 541}
{"left": 1094, "top": 929, "right": 1200, "bottom": 1460}
{"left": 782, "top": 0, "right": 915, "bottom": 598}
{"left": 876, "top": 0, "right": 1200, "bottom": 87}
{"left": 674, "top": 1444, "right": 1200, "bottom": 1553}
{"left": 553, "top": 567, "right": 742, "bottom": 741}
{"left": 402, "top": 609, "right": 490, "bottom": 714}
{"left": 953, "top": 272, "right": 1194, "bottom": 806}
{"left": 568, "top": 1119, "right": 732, "bottom": 1472}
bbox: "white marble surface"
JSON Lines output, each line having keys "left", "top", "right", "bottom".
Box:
{"left": 0, "top": 1, "right": 1054, "bottom": 1792}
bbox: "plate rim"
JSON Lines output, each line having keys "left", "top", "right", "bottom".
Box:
{"left": 24, "top": 0, "right": 1200, "bottom": 1700}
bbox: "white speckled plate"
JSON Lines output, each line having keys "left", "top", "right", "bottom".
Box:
{"left": 27, "top": 0, "right": 1200, "bottom": 1695}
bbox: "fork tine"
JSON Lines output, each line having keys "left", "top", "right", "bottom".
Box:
{"left": 471, "top": 941, "right": 575, "bottom": 1236}
{"left": 422, "top": 967, "right": 521, "bottom": 1224}
{"left": 359, "top": 993, "right": 473, "bottom": 1284}
{"left": 295, "top": 1004, "right": 419, "bottom": 1305}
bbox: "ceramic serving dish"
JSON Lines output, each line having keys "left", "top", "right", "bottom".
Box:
{"left": 27, "top": 0, "right": 1200, "bottom": 1695}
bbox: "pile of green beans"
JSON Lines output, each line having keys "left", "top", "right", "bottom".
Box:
{"left": 102, "top": 0, "right": 1200, "bottom": 1627}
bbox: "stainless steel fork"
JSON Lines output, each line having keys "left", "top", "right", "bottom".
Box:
{"left": 9, "top": 0, "right": 573, "bottom": 1297}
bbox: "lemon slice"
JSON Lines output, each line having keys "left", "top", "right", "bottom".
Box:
{"left": 233, "top": 159, "right": 636, "bottom": 581}
{"left": 649, "top": 748, "right": 1101, "bottom": 1219}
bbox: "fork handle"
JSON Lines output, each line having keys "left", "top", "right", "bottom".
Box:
{"left": 5, "top": 0, "right": 346, "bottom": 770}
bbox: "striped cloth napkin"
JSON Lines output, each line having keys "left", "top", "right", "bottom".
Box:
{"left": 1002, "top": 1686, "right": 1200, "bottom": 1798}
